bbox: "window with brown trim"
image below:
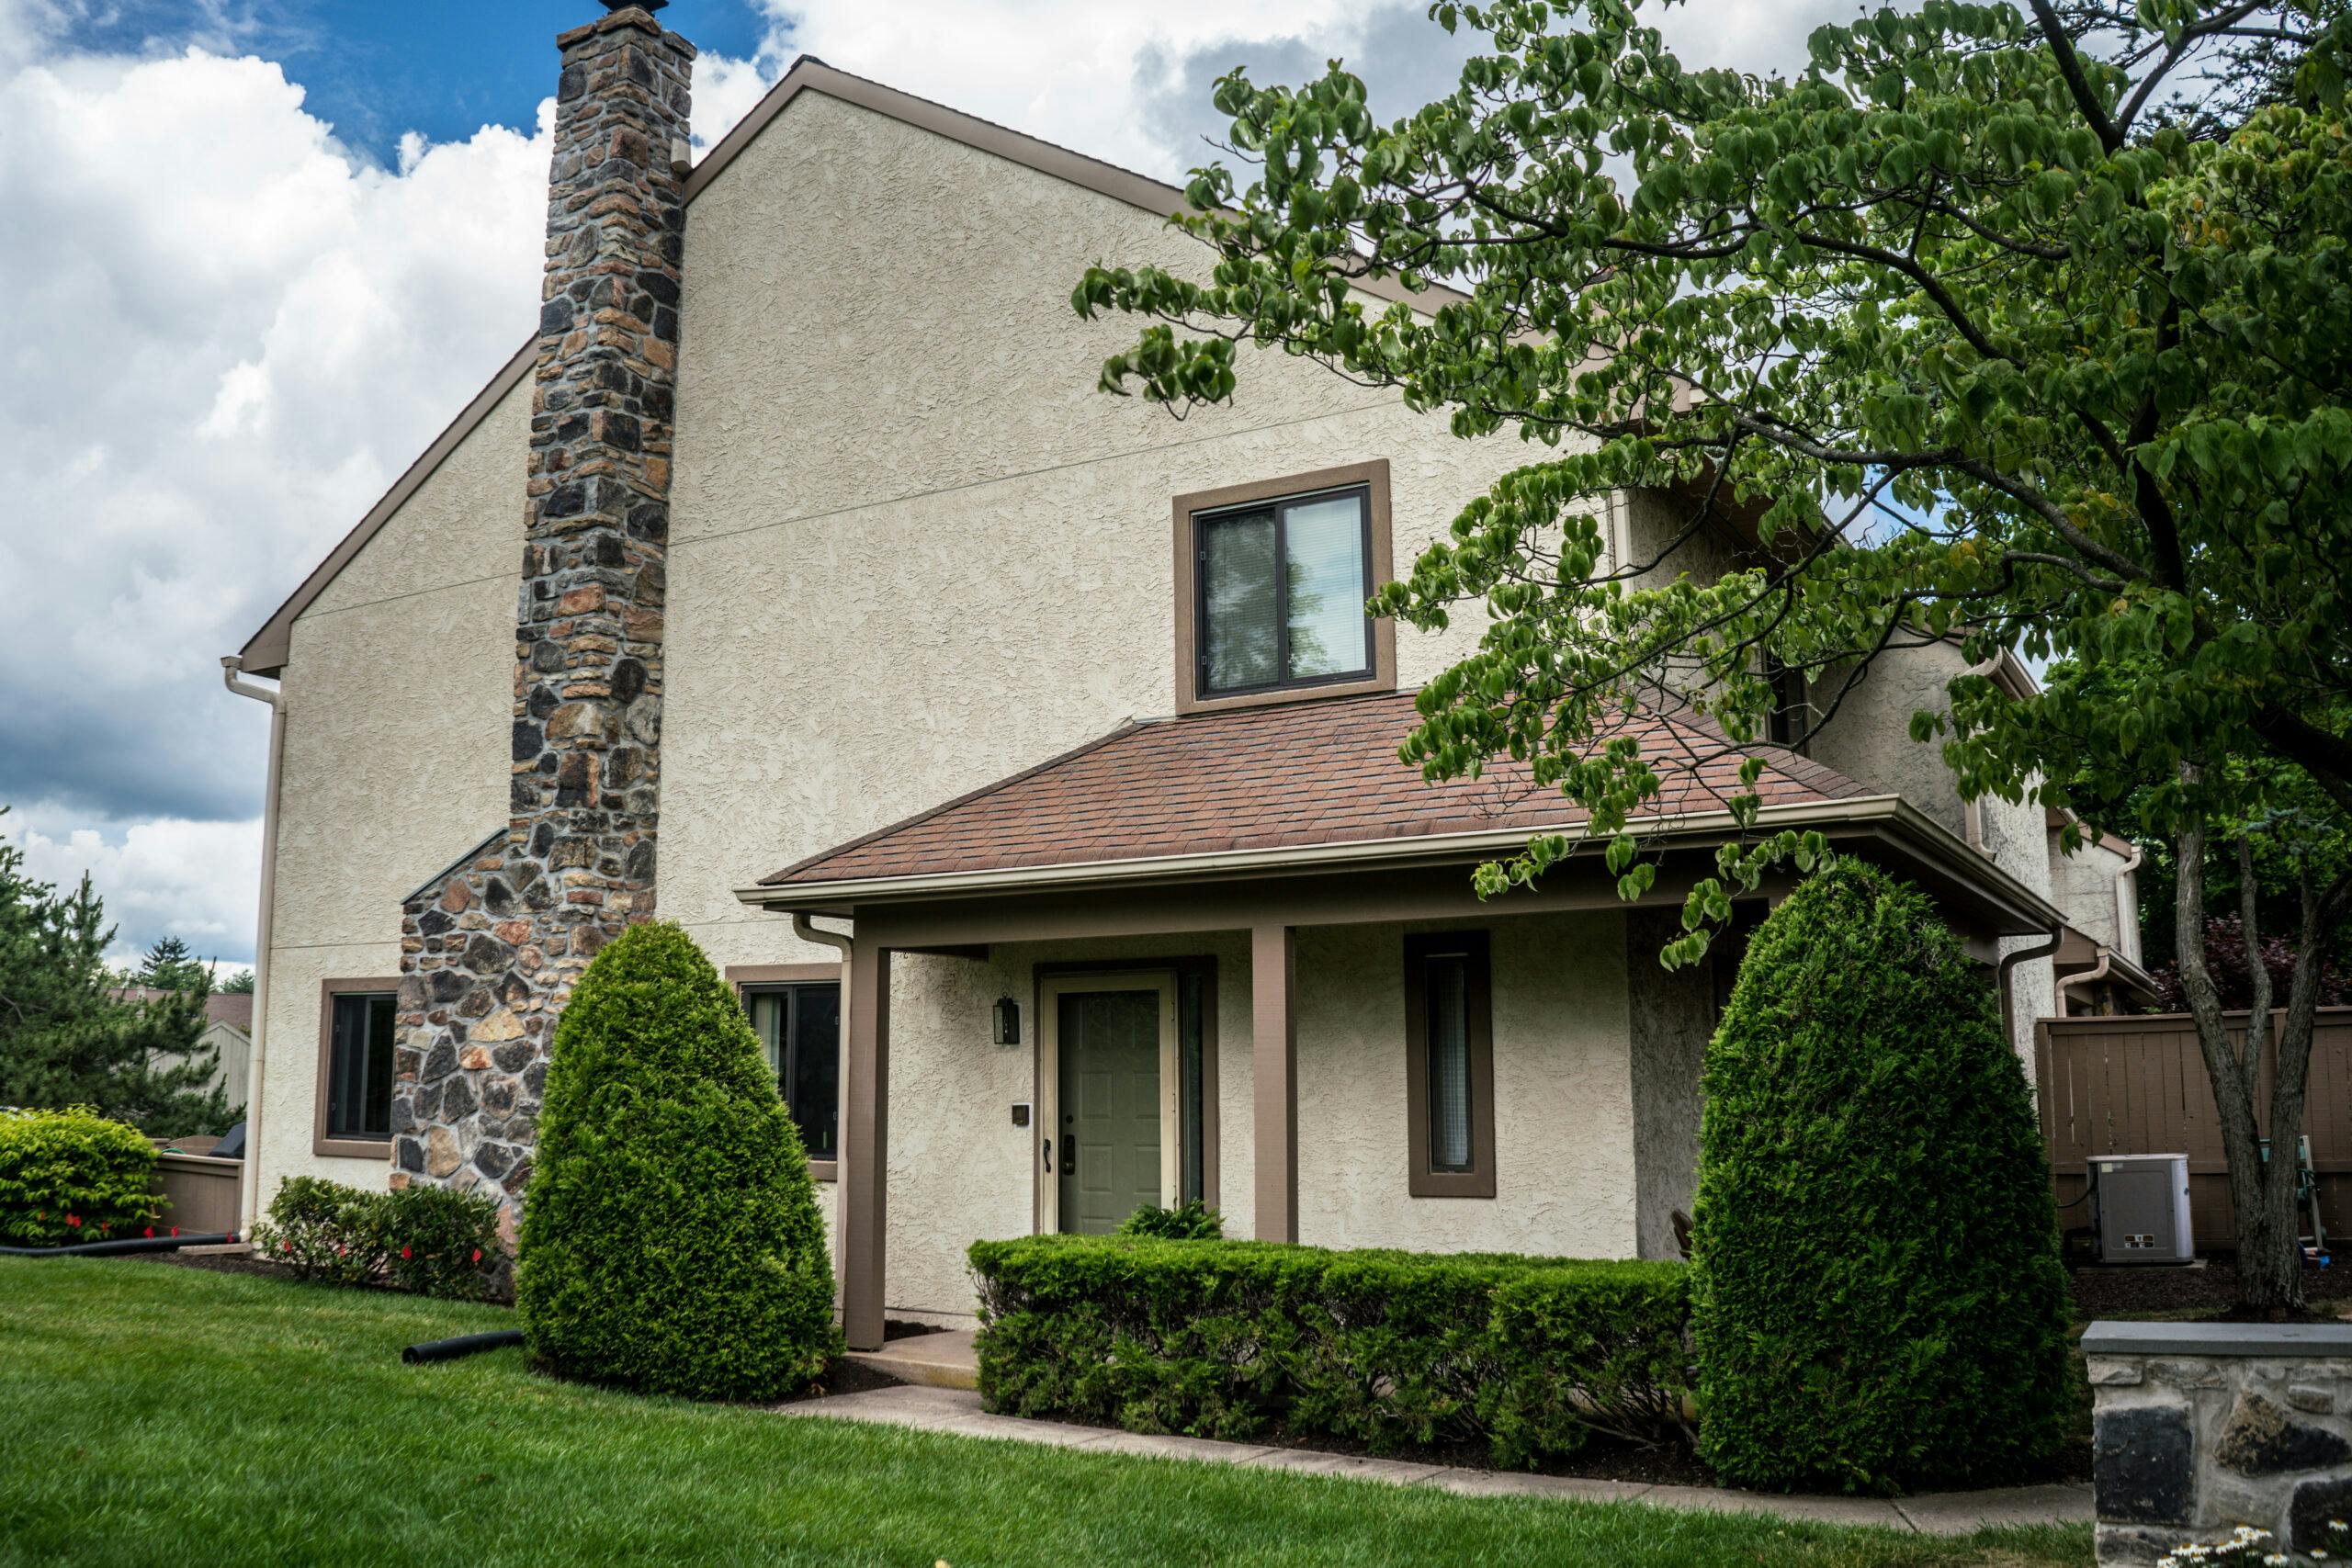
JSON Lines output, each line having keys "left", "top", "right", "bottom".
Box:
{"left": 1172, "top": 461, "right": 1396, "bottom": 715}
{"left": 727, "top": 963, "right": 842, "bottom": 1179}
{"left": 1403, "top": 931, "right": 1496, "bottom": 1198}
{"left": 313, "top": 976, "right": 402, "bottom": 1159}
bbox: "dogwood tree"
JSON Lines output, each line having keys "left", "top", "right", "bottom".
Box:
{"left": 1077, "top": 0, "right": 2352, "bottom": 1309}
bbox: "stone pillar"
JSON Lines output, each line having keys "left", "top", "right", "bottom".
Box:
{"left": 389, "top": 3, "right": 694, "bottom": 1248}
{"left": 2086, "top": 1320, "right": 2352, "bottom": 1564}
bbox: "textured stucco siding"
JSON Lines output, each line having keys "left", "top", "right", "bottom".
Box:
{"left": 1295, "top": 915, "right": 1636, "bottom": 1258}
{"left": 2052, "top": 836, "right": 2142, "bottom": 964}
{"left": 253, "top": 383, "right": 526, "bottom": 1201}
{"left": 1625, "top": 908, "right": 1714, "bottom": 1261}
{"left": 659, "top": 92, "right": 1534, "bottom": 965}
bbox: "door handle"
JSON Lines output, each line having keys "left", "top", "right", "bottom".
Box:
{"left": 1042, "top": 1138, "right": 1052, "bottom": 1172}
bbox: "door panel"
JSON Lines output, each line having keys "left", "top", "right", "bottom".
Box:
{"left": 1057, "top": 989, "right": 1162, "bottom": 1235}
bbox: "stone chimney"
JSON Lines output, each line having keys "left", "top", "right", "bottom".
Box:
{"left": 390, "top": 2, "right": 694, "bottom": 1243}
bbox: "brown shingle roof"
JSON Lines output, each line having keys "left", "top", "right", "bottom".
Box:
{"left": 760, "top": 689, "right": 1872, "bottom": 889}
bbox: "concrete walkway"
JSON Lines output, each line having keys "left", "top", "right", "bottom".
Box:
{"left": 776, "top": 1383, "right": 2091, "bottom": 1535}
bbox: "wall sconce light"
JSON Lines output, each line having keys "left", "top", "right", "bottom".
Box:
{"left": 992, "top": 996, "right": 1022, "bottom": 1046}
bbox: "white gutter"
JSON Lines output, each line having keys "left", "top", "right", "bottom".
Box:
{"left": 737, "top": 792, "right": 2065, "bottom": 934}
{"left": 220, "top": 656, "right": 283, "bottom": 1234}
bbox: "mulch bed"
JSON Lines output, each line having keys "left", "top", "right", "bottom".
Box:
{"left": 2069, "top": 1255, "right": 2352, "bottom": 1323}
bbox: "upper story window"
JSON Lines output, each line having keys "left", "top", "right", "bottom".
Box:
{"left": 1172, "top": 461, "right": 1397, "bottom": 716}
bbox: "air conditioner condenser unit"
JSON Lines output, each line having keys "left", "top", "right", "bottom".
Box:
{"left": 2090, "top": 1153, "right": 2194, "bottom": 1265}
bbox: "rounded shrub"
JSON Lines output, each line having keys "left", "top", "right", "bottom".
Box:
{"left": 1689, "top": 855, "right": 2073, "bottom": 1495}
{"left": 0, "top": 1106, "right": 159, "bottom": 1246}
{"left": 516, "top": 922, "right": 839, "bottom": 1399}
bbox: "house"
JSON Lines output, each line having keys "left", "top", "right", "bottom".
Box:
{"left": 116, "top": 987, "right": 252, "bottom": 1112}
{"left": 220, "top": 2, "right": 2143, "bottom": 1348}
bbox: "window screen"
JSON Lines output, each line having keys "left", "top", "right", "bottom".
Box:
{"left": 1194, "top": 485, "right": 1374, "bottom": 697}
{"left": 325, "top": 992, "right": 395, "bottom": 1141}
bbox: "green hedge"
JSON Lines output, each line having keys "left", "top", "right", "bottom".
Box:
{"left": 516, "top": 923, "right": 839, "bottom": 1401}
{"left": 968, "top": 1235, "right": 1690, "bottom": 1465}
{"left": 1690, "top": 856, "right": 2075, "bottom": 1495}
{"left": 0, "top": 1106, "right": 159, "bottom": 1247}
{"left": 250, "top": 1175, "right": 503, "bottom": 1300}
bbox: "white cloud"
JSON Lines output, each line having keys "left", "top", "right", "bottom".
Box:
{"left": 6, "top": 803, "right": 261, "bottom": 969}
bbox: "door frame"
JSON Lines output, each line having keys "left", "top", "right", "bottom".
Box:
{"left": 1036, "top": 968, "right": 1179, "bottom": 1235}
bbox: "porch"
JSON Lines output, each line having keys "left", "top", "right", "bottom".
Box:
{"left": 734, "top": 693, "right": 2064, "bottom": 1349}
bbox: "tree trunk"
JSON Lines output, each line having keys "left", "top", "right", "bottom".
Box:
{"left": 2171, "top": 810, "right": 2330, "bottom": 1314}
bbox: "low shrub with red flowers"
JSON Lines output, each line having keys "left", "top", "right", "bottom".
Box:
{"left": 0, "top": 1107, "right": 160, "bottom": 1247}
{"left": 250, "top": 1176, "right": 502, "bottom": 1300}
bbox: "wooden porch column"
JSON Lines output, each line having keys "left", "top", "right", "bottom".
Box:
{"left": 842, "top": 938, "right": 892, "bottom": 1350}
{"left": 1251, "top": 923, "right": 1297, "bottom": 1243}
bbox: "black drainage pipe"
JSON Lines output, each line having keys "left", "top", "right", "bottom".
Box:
{"left": 402, "top": 1330, "right": 526, "bottom": 1366}
{"left": 0, "top": 1231, "right": 237, "bottom": 1258}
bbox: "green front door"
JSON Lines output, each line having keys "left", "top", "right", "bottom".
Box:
{"left": 1056, "top": 988, "right": 1163, "bottom": 1235}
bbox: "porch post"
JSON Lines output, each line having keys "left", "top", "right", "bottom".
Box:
{"left": 1250, "top": 923, "right": 1297, "bottom": 1243}
{"left": 842, "top": 938, "right": 891, "bottom": 1350}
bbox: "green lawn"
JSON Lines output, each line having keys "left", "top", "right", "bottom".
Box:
{"left": 0, "top": 1259, "right": 2091, "bottom": 1567}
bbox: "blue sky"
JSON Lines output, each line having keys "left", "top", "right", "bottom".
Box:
{"left": 65, "top": 2, "right": 781, "bottom": 163}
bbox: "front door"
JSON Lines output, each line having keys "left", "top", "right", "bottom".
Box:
{"left": 1041, "top": 973, "right": 1177, "bottom": 1235}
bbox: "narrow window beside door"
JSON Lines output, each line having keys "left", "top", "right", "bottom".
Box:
{"left": 1403, "top": 931, "right": 1497, "bottom": 1198}
{"left": 747, "top": 983, "right": 841, "bottom": 1164}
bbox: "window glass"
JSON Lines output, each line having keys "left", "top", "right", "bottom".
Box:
{"left": 748, "top": 984, "right": 842, "bottom": 1163}
{"left": 1283, "top": 493, "right": 1372, "bottom": 681}
{"left": 1195, "top": 487, "right": 1373, "bottom": 697}
{"left": 1200, "top": 510, "right": 1280, "bottom": 693}
{"left": 1425, "top": 956, "right": 1473, "bottom": 1172}
{"left": 327, "top": 992, "right": 395, "bottom": 1141}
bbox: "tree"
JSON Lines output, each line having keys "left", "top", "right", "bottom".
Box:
{"left": 215, "top": 970, "right": 255, "bottom": 996}
{"left": 516, "top": 922, "right": 838, "bottom": 1400}
{"left": 1690, "top": 857, "right": 2072, "bottom": 1492}
{"left": 131, "top": 937, "right": 209, "bottom": 995}
{"left": 0, "top": 809, "right": 231, "bottom": 1138}
{"left": 1077, "top": 0, "right": 2352, "bottom": 1311}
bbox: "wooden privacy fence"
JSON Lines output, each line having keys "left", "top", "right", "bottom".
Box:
{"left": 2035, "top": 1008, "right": 2352, "bottom": 1251}
{"left": 151, "top": 1147, "right": 243, "bottom": 1235}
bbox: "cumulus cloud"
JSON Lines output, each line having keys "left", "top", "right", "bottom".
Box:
{"left": 2, "top": 0, "right": 1826, "bottom": 968}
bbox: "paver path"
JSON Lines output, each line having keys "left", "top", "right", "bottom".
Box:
{"left": 776, "top": 1383, "right": 2091, "bottom": 1535}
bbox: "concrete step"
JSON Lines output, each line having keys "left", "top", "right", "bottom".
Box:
{"left": 843, "top": 1328, "right": 978, "bottom": 1391}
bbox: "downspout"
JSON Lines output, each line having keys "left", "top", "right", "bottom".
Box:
{"left": 2056, "top": 948, "right": 2116, "bottom": 1017}
{"left": 792, "top": 913, "right": 854, "bottom": 1298}
{"left": 221, "top": 656, "right": 284, "bottom": 1234}
{"left": 1996, "top": 925, "right": 2064, "bottom": 1055}
{"left": 2111, "top": 839, "right": 2144, "bottom": 967}
{"left": 1959, "top": 654, "right": 2003, "bottom": 858}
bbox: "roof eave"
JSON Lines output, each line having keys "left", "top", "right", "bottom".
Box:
{"left": 734, "top": 792, "right": 2066, "bottom": 937}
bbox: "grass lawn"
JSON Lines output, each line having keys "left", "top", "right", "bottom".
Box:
{"left": 0, "top": 1259, "right": 2092, "bottom": 1567}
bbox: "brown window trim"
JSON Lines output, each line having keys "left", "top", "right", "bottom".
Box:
{"left": 726, "top": 962, "right": 842, "bottom": 1182}
{"left": 314, "top": 976, "right": 403, "bottom": 1160}
{"left": 1403, "top": 931, "right": 1497, "bottom": 1199}
{"left": 1029, "top": 954, "right": 1219, "bottom": 1233}
{"left": 1171, "top": 459, "right": 1396, "bottom": 716}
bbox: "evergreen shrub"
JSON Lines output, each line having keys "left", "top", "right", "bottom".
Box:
{"left": 0, "top": 1106, "right": 159, "bottom": 1247}
{"left": 1689, "top": 855, "right": 2074, "bottom": 1494}
{"left": 516, "top": 922, "right": 839, "bottom": 1400}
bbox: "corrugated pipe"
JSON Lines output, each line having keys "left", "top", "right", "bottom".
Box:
{"left": 220, "top": 656, "right": 284, "bottom": 1234}
{"left": 401, "top": 1329, "right": 525, "bottom": 1365}
{"left": 0, "top": 1230, "right": 236, "bottom": 1258}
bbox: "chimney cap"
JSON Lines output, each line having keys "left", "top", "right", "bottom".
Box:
{"left": 601, "top": 0, "right": 668, "bottom": 11}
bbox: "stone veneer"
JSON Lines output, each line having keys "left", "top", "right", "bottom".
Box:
{"left": 2086, "top": 1319, "right": 2352, "bottom": 1564}
{"left": 389, "top": 3, "right": 694, "bottom": 1246}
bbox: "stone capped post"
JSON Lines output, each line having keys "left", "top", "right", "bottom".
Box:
{"left": 390, "top": 3, "right": 694, "bottom": 1246}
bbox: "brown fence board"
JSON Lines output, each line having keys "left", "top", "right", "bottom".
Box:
{"left": 2035, "top": 1009, "right": 2351, "bottom": 1252}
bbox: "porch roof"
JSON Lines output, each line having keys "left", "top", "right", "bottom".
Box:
{"left": 748, "top": 689, "right": 1878, "bottom": 898}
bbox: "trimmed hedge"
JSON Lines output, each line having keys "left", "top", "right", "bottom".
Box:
{"left": 1690, "top": 855, "right": 2075, "bottom": 1495}
{"left": 0, "top": 1106, "right": 159, "bottom": 1247}
{"left": 250, "top": 1175, "right": 503, "bottom": 1299}
{"left": 969, "top": 1235, "right": 1690, "bottom": 1465}
{"left": 516, "top": 922, "right": 839, "bottom": 1401}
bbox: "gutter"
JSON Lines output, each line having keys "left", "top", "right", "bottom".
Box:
{"left": 736, "top": 793, "right": 2065, "bottom": 936}
{"left": 220, "top": 656, "right": 283, "bottom": 1233}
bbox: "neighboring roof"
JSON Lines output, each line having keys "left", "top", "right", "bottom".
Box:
{"left": 233, "top": 56, "right": 1469, "bottom": 677}
{"left": 755, "top": 689, "right": 1873, "bottom": 892}
{"left": 205, "top": 993, "right": 254, "bottom": 1033}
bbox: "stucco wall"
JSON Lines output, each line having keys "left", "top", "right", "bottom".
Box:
{"left": 1625, "top": 908, "right": 1715, "bottom": 1261}
{"left": 253, "top": 382, "right": 525, "bottom": 1201}
{"left": 2052, "top": 835, "right": 2143, "bottom": 964}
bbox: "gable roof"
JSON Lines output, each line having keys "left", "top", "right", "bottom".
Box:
{"left": 233, "top": 57, "right": 1469, "bottom": 677}
{"left": 752, "top": 688, "right": 1874, "bottom": 893}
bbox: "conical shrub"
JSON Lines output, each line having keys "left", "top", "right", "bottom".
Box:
{"left": 1690, "top": 856, "right": 2073, "bottom": 1493}
{"left": 516, "top": 922, "right": 839, "bottom": 1399}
